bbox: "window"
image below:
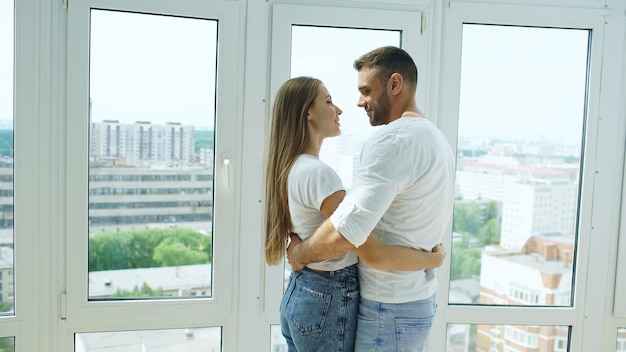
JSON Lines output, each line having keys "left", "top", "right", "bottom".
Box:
{"left": 446, "top": 324, "right": 568, "bottom": 351}
{"left": 0, "top": 0, "right": 14, "bottom": 318}
{"left": 75, "top": 327, "right": 222, "bottom": 351}
{"left": 66, "top": 0, "right": 239, "bottom": 348}
{"left": 618, "top": 328, "right": 626, "bottom": 352}
{"left": 87, "top": 10, "right": 217, "bottom": 300}
{"left": 450, "top": 24, "right": 588, "bottom": 308}
{"left": 433, "top": 3, "right": 618, "bottom": 351}
{"left": 266, "top": 3, "right": 424, "bottom": 349}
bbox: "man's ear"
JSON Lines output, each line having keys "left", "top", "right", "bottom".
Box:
{"left": 390, "top": 72, "right": 403, "bottom": 95}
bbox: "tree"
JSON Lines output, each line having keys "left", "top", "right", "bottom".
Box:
{"left": 0, "top": 337, "right": 14, "bottom": 352}
{"left": 450, "top": 242, "right": 482, "bottom": 281}
{"left": 453, "top": 202, "right": 483, "bottom": 236}
{"left": 0, "top": 130, "right": 13, "bottom": 157}
{"left": 89, "top": 228, "right": 212, "bottom": 272}
{"left": 153, "top": 240, "right": 209, "bottom": 267}
{"left": 477, "top": 218, "right": 501, "bottom": 247}
{"left": 112, "top": 282, "right": 165, "bottom": 298}
{"left": 89, "top": 232, "right": 132, "bottom": 271}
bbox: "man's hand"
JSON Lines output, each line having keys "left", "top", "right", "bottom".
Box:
{"left": 286, "top": 233, "right": 306, "bottom": 271}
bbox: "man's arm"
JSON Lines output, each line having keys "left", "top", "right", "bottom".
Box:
{"left": 287, "top": 190, "right": 356, "bottom": 270}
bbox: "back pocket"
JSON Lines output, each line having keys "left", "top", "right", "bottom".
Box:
{"left": 285, "top": 283, "right": 331, "bottom": 335}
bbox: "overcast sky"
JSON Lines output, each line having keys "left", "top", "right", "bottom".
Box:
{"left": 0, "top": 1, "right": 12, "bottom": 125}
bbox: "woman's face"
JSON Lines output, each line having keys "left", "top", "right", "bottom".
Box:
{"left": 307, "top": 84, "right": 342, "bottom": 139}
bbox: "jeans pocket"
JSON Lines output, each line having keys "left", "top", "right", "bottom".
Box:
{"left": 395, "top": 317, "right": 433, "bottom": 351}
{"left": 286, "top": 282, "right": 332, "bottom": 335}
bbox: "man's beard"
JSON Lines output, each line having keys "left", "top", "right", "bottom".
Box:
{"left": 369, "top": 87, "right": 391, "bottom": 126}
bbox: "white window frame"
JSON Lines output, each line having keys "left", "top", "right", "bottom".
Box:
{"left": 64, "top": 0, "right": 242, "bottom": 350}
{"left": 433, "top": 1, "right": 624, "bottom": 351}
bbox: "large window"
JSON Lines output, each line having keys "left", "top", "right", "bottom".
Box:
{"left": 65, "top": 0, "right": 240, "bottom": 350}
{"left": 87, "top": 9, "right": 217, "bottom": 301}
{"left": 450, "top": 24, "right": 589, "bottom": 309}
{"left": 6, "top": 0, "right": 626, "bottom": 351}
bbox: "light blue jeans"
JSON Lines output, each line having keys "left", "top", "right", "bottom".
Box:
{"left": 280, "top": 264, "right": 359, "bottom": 352}
{"left": 355, "top": 294, "right": 436, "bottom": 352}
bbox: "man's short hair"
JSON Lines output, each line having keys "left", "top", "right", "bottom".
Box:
{"left": 353, "top": 46, "right": 418, "bottom": 89}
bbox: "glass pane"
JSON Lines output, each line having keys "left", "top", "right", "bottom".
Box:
{"left": 75, "top": 327, "right": 221, "bottom": 351}
{"left": 0, "top": 0, "right": 14, "bottom": 316}
{"left": 0, "top": 337, "right": 14, "bottom": 352}
{"left": 449, "top": 25, "right": 589, "bottom": 307}
{"left": 446, "top": 324, "right": 569, "bottom": 351}
{"left": 618, "top": 328, "right": 626, "bottom": 352}
{"left": 284, "top": 25, "right": 400, "bottom": 285}
{"left": 270, "top": 325, "right": 287, "bottom": 352}
{"left": 88, "top": 10, "right": 217, "bottom": 300}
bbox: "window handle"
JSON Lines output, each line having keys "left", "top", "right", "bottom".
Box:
{"left": 223, "top": 155, "right": 231, "bottom": 190}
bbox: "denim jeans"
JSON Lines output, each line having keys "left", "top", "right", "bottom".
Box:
{"left": 280, "top": 264, "right": 359, "bottom": 352}
{"left": 355, "top": 294, "right": 436, "bottom": 352}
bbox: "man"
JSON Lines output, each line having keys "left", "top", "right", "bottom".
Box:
{"left": 287, "top": 46, "right": 455, "bottom": 351}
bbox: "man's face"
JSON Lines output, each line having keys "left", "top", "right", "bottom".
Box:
{"left": 357, "top": 67, "right": 391, "bottom": 126}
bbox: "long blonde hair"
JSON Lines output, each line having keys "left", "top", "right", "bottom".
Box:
{"left": 265, "top": 77, "right": 321, "bottom": 265}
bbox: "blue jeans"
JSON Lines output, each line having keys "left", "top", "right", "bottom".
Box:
{"left": 280, "top": 264, "right": 359, "bottom": 352}
{"left": 355, "top": 294, "right": 436, "bottom": 352}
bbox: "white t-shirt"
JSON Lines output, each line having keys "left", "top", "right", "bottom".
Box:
{"left": 288, "top": 154, "right": 359, "bottom": 271}
{"left": 330, "top": 117, "right": 455, "bottom": 303}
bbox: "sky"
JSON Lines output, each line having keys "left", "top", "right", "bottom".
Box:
{"left": 458, "top": 24, "right": 588, "bottom": 143}
{"left": 0, "top": 0, "right": 12, "bottom": 125}
{"left": 89, "top": 9, "right": 217, "bottom": 127}
{"left": 2, "top": 8, "right": 589, "bottom": 146}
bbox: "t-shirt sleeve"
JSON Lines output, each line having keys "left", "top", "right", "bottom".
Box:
{"left": 330, "top": 132, "right": 414, "bottom": 247}
{"left": 292, "top": 158, "right": 345, "bottom": 211}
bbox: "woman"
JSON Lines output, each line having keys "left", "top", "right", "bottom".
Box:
{"left": 265, "top": 77, "right": 444, "bottom": 351}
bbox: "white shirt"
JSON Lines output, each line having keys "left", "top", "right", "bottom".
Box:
{"left": 288, "top": 154, "right": 359, "bottom": 271}
{"left": 330, "top": 117, "right": 455, "bottom": 303}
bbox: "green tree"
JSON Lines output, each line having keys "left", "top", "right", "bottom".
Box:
{"left": 0, "top": 130, "right": 13, "bottom": 157}
{"left": 477, "top": 218, "right": 501, "bottom": 247}
{"left": 112, "top": 282, "right": 165, "bottom": 298}
{"left": 0, "top": 337, "right": 14, "bottom": 352}
{"left": 89, "top": 231, "right": 132, "bottom": 271}
{"left": 194, "top": 130, "right": 214, "bottom": 153}
{"left": 89, "top": 228, "right": 212, "bottom": 272}
{"left": 450, "top": 237, "right": 482, "bottom": 281}
{"left": 126, "top": 229, "right": 168, "bottom": 268}
{"left": 484, "top": 201, "right": 499, "bottom": 222}
{"left": 153, "top": 240, "right": 209, "bottom": 267}
{"left": 0, "top": 301, "right": 13, "bottom": 313}
{"left": 453, "top": 202, "right": 483, "bottom": 235}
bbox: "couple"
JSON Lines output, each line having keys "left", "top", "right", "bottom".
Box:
{"left": 265, "top": 46, "right": 455, "bottom": 351}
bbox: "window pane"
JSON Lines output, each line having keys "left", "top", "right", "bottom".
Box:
{"left": 618, "top": 328, "right": 626, "bottom": 352}
{"left": 270, "top": 325, "right": 287, "bottom": 352}
{"left": 0, "top": 337, "right": 14, "bottom": 352}
{"left": 449, "top": 25, "right": 589, "bottom": 307}
{"left": 283, "top": 26, "right": 400, "bottom": 285}
{"left": 446, "top": 324, "right": 569, "bottom": 351}
{"left": 0, "top": 0, "right": 14, "bottom": 316}
{"left": 75, "top": 327, "right": 221, "bottom": 351}
{"left": 88, "top": 10, "right": 217, "bottom": 300}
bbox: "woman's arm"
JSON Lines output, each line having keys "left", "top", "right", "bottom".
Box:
{"left": 313, "top": 190, "right": 445, "bottom": 271}
{"left": 354, "top": 239, "right": 445, "bottom": 271}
